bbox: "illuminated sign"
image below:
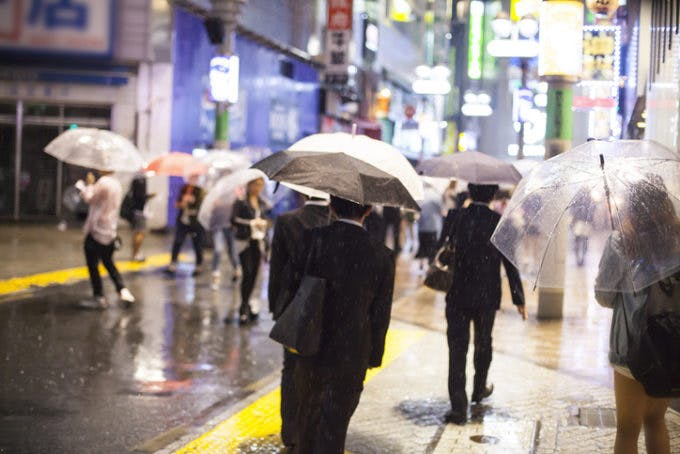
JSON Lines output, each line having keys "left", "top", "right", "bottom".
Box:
{"left": 325, "top": 0, "right": 353, "bottom": 85}
{"left": 582, "top": 26, "right": 620, "bottom": 82}
{"left": 538, "top": 1, "right": 584, "bottom": 79}
{"left": 209, "top": 55, "right": 239, "bottom": 104}
{"left": 0, "top": 0, "right": 113, "bottom": 56}
{"left": 467, "top": 1, "right": 484, "bottom": 80}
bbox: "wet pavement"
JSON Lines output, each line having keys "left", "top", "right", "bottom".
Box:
{"left": 1, "top": 223, "right": 679, "bottom": 453}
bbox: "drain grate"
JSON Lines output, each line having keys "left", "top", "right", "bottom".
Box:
{"left": 574, "top": 407, "right": 617, "bottom": 428}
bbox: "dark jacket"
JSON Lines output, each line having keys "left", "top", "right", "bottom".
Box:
{"left": 296, "top": 221, "right": 395, "bottom": 376}
{"left": 268, "top": 203, "right": 331, "bottom": 317}
{"left": 442, "top": 203, "right": 524, "bottom": 311}
{"left": 175, "top": 184, "right": 204, "bottom": 227}
{"left": 231, "top": 197, "right": 269, "bottom": 240}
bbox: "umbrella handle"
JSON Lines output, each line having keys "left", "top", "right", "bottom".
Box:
{"left": 600, "top": 154, "right": 616, "bottom": 231}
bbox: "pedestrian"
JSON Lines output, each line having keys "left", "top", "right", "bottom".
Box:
{"left": 166, "top": 174, "right": 205, "bottom": 276}
{"left": 127, "top": 173, "right": 154, "bottom": 262}
{"left": 210, "top": 225, "right": 241, "bottom": 289}
{"left": 292, "top": 196, "right": 394, "bottom": 453}
{"left": 570, "top": 188, "right": 594, "bottom": 267}
{"left": 441, "top": 179, "right": 458, "bottom": 217}
{"left": 415, "top": 187, "right": 442, "bottom": 270}
{"left": 268, "top": 194, "right": 331, "bottom": 451}
{"left": 77, "top": 171, "right": 135, "bottom": 309}
{"left": 594, "top": 181, "right": 680, "bottom": 454}
{"left": 440, "top": 183, "right": 526, "bottom": 424}
{"left": 231, "top": 177, "right": 270, "bottom": 325}
{"left": 401, "top": 208, "right": 419, "bottom": 254}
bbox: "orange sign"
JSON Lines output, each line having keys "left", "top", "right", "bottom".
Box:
{"left": 327, "top": 0, "right": 353, "bottom": 30}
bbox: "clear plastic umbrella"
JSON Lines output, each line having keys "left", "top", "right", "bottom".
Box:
{"left": 44, "top": 128, "right": 144, "bottom": 172}
{"left": 198, "top": 168, "right": 266, "bottom": 231}
{"left": 491, "top": 140, "right": 680, "bottom": 292}
{"left": 288, "top": 131, "right": 424, "bottom": 201}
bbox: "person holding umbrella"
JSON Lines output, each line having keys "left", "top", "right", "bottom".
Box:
{"left": 166, "top": 173, "right": 206, "bottom": 276}
{"left": 231, "top": 177, "right": 270, "bottom": 325}
{"left": 595, "top": 180, "right": 680, "bottom": 454}
{"left": 77, "top": 171, "right": 135, "bottom": 309}
{"left": 440, "top": 183, "right": 526, "bottom": 425}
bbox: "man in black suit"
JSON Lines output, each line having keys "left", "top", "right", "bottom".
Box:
{"left": 292, "top": 196, "right": 395, "bottom": 454}
{"left": 441, "top": 183, "right": 526, "bottom": 425}
{"left": 268, "top": 195, "right": 331, "bottom": 450}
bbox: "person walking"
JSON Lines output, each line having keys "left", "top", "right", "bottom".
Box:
{"left": 595, "top": 181, "right": 679, "bottom": 454}
{"left": 415, "top": 187, "right": 442, "bottom": 271}
{"left": 231, "top": 177, "right": 269, "bottom": 325}
{"left": 440, "top": 183, "right": 526, "bottom": 425}
{"left": 382, "top": 205, "right": 402, "bottom": 254}
{"left": 167, "top": 175, "right": 205, "bottom": 276}
{"left": 78, "top": 171, "right": 135, "bottom": 309}
{"left": 210, "top": 225, "right": 240, "bottom": 289}
{"left": 292, "top": 196, "right": 395, "bottom": 454}
{"left": 268, "top": 195, "right": 331, "bottom": 451}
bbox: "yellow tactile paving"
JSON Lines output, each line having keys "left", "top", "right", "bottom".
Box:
{"left": 176, "top": 328, "right": 425, "bottom": 453}
{"left": 0, "top": 253, "right": 173, "bottom": 296}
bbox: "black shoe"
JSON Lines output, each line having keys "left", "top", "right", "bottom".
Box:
{"left": 238, "top": 314, "right": 250, "bottom": 325}
{"left": 249, "top": 313, "right": 259, "bottom": 322}
{"left": 445, "top": 410, "right": 467, "bottom": 425}
{"left": 471, "top": 384, "right": 494, "bottom": 403}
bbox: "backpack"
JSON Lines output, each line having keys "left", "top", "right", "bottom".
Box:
{"left": 120, "top": 191, "right": 135, "bottom": 223}
{"left": 626, "top": 272, "right": 680, "bottom": 397}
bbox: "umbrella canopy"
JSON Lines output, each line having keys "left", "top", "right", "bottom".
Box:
{"left": 200, "top": 150, "right": 251, "bottom": 171}
{"left": 416, "top": 151, "right": 522, "bottom": 185}
{"left": 491, "top": 140, "right": 680, "bottom": 292}
{"left": 252, "top": 150, "right": 421, "bottom": 211}
{"left": 512, "top": 158, "right": 540, "bottom": 177}
{"left": 288, "top": 132, "right": 424, "bottom": 201}
{"left": 145, "top": 152, "right": 209, "bottom": 177}
{"left": 44, "top": 128, "right": 144, "bottom": 172}
{"left": 198, "top": 168, "right": 266, "bottom": 231}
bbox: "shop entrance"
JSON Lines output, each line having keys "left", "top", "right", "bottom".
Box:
{"left": 0, "top": 101, "right": 111, "bottom": 220}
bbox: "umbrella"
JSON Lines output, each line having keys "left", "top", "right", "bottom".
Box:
{"left": 198, "top": 168, "right": 266, "bottom": 230}
{"left": 200, "top": 150, "right": 252, "bottom": 190}
{"left": 512, "top": 158, "right": 540, "bottom": 177}
{"left": 416, "top": 151, "right": 522, "bottom": 185}
{"left": 145, "top": 152, "right": 209, "bottom": 177}
{"left": 44, "top": 128, "right": 144, "bottom": 172}
{"left": 251, "top": 150, "right": 421, "bottom": 211}
{"left": 490, "top": 139, "right": 680, "bottom": 292}
{"left": 287, "top": 132, "right": 424, "bottom": 201}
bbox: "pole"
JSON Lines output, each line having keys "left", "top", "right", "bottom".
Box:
{"left": 517, "top": 59, "right": 528, "bottom": 160}
{"left": 536, "top": 77, "right": 574, "bottom": 319}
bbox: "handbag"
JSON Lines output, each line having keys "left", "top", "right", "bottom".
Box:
{"left": 424, "top": 241, "right": 454, "bottom": 292}
{"left": 269, "top": 235, "right": 326, "bottom": 356}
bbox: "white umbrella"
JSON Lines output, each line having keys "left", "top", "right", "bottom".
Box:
{"left": 198, "top": 168, "right": 266, "bottom": 231}
{"left": 288, "top": 132, "right": 424, "bottom": 201}
{"left": 200, "top": 150, "right": 251, "bottom": 171}
{"left": 512, "top": 158, "right": 540, "bottom": 177}
{"left": 44, "top": 128, "right": 144, "bottom": 172}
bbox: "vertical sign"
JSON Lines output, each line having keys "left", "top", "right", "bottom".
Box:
{"left": 325, "top": 0, "right": 353, "bottom": 85}
{"left": 538, "top": 1, "right": 584, "bottom": 78}
{"left": 467, "top": 1, "right": 484, "bottom": 80}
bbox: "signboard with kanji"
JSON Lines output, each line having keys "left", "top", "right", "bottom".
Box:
{"left": 0, "top": 0, "right": 113, "bottom": 56}
{"left": 325, "top": 0, "right": 352, "bottom": 85}
{"left": 582, "top": 26, "right": 619, "bottom": 82}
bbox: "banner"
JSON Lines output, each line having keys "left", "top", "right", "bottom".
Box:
{"left": 325, "top": 0, "right": 352, "bottom": 85}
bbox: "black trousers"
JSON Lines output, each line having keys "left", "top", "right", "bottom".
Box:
{"left": 280, "top": 348, "right": 298, "bottom": 447}
{"left": 84, "top": 234, "right": 125, "bottom": 297}
{"left": 293, "top": 362, "right": 364, "bottom": 454}
{"left": 171, "top": 222, "right": 204, "bottom": 265}
{"left": 238, "top": 241, "right": 261, "bottom": 315}
{"left": 446, "top": 306, "right": 496, "bottom": 413}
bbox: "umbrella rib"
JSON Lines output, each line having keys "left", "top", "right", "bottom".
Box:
{"left": 611, "top": 165, "right": 680, "bottom": 207}
{"left": 604, "top": 173, "right": 639, "bottom": 292}
{"left": 532, "top": 179, "right": 600, "bottom": 290}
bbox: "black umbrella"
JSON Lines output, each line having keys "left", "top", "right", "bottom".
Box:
{"left": 252, "top": 150, "right": 420, "bottom": 211}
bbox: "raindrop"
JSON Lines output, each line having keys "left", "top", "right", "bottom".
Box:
{"left": 60, "top": 373, "right": 65, "bottom": 379}
{"left": 37, "top": 335, "right": 42, "bottom": 342}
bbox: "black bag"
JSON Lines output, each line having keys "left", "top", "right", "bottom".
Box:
{"left": 424, "top": 243, "right": 454, "bottom": 292}
{"left": 625, "top": 273, "right": 680, "bottom": 397}
{"left": 269, "top": 235, "right": 326, "bottom": 356}
{"left": 120, "top": 191, "right": 134, "bottom": 223}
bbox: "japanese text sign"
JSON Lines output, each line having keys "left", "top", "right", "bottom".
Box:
{"left": 325, "top": 0, "right": 353, "bottom": 85}
{"left": 0, "top": 0, "right": 113, "bottom": 56}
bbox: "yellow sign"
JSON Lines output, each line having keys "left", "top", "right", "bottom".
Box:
{"left": 538, "top": 1, "right": 584, "bottom": 79}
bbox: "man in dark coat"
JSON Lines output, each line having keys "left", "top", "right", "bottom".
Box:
{"left": 268, "top": 195, "right": 331, "bottom": 450}
{"left": 292, "top": 196, "right": 395, "bottom": 454}
{"left": 441, "top": 183, "right": 526, "bottom": 425}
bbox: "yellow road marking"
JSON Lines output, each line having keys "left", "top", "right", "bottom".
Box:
{"left": 176, "top": 328, "right": 425, "bottom": 453}
{"left": 0, "top": 253, "right": 174, "bottom": 296}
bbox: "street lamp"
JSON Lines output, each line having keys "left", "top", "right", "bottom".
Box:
{"left": 536, "top": 0, "right": 584, "bottom": 320}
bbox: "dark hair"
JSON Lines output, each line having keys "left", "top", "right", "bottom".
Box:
{"left": 468, "top": 184, "right": 499, "bottom": 203}
{"left": 330, "top": 195, "right": 371, "bottom": 219}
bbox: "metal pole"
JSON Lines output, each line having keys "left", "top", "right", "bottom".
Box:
{"left": 517, "top": 59, "right": 528, "bottom": 160}
{"left": 536, "top": 77, "right": 575, "bottom": 320}
{"left": 14, "top": 100, "right": 22, "bottom": 221}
